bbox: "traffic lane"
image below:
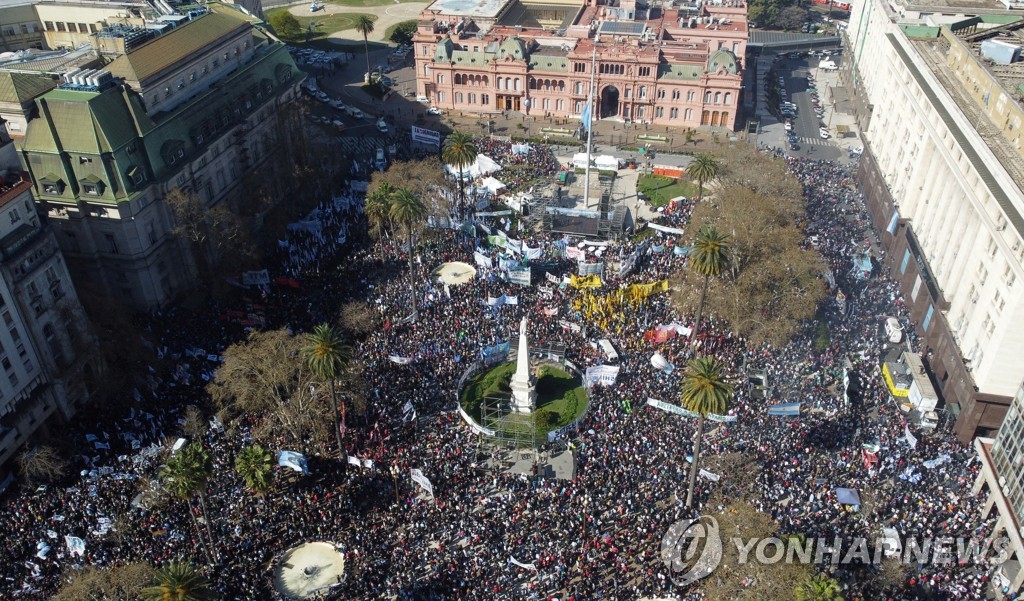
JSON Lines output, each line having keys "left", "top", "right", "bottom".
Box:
{"left": 785, "top": 70, "right": 821, "bottom": 139}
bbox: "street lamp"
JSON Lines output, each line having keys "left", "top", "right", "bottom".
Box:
{"left": 390, "top": 465, "right": 401, "bottom": 505}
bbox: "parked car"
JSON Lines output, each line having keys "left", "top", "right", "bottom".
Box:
{"left": 784, "top": 121, "right": 793, "bottom": 131}
{"left": 426, "top": 106, "right": 443, "bottom": 115}
{"left": 346, "top": 106, "right": 365, "bottom": 119}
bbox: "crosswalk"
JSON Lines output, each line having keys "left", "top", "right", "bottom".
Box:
{"left": 795, "top": 136, "right": 833, "bottom": 146}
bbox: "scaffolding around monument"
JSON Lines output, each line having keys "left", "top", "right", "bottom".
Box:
{"left": 480, "top": 392, "right": 539, "bottom": 450}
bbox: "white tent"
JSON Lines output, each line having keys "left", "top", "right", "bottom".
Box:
{"left": 446, "top": 154, "right": 501, "bottom": 179}
{"left": 481, "top": 176, "right": 506, "bottom": 195}
{"left": 595, "top": 155, "right": 619, "bottom": 171}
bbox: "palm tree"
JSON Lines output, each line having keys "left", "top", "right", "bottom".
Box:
{"left": 689, "top": 224, "right": 730, "bottom": 353}
{"left": 302, "top": 323, "right": 352, "bottom": 460}
{"left": 681, "top": 356, "right": 732, "bottom": 508}
{"left": 795, "top": 572, "right": 845, "bottom": 601}
{"left": 161, "top": 443, "right": 217, "bottom": 562}
{"left": 687, "top": 152, "right": 720, "bottom": 201}
{"left": 142, "top": 561, "right": 215, "bottom": 601}
{"left": 441, "top": 132, "right": 478, "bottom": 215}
{"left": 389, "top": 188, "right": 428, "bottom": 315}
{"left": 356, "top": 16, "right": 375, "bottom": 83}
{"left": 364, "top": 181, "right": 394, "bottom": 259}
{"left": 234, "top": 445, "right": 273, "bottom": 494}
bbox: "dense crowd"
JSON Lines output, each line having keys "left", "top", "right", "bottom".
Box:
{"left": 0, "top": 147, "right": 1008, "bottom": 601}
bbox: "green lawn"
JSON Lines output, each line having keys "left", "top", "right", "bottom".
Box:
{"left": 265, "top": 8, "right": 376, "bottom": 45}
{"left": 459, "top": 362, "right": 588, "bottom": 445}
{"left": 637, "top": 174, "right": 700, "bottom": 207}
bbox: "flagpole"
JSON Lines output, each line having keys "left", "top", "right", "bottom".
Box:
{"left": 583, "top": 42, "right": 597, "bottom": 209}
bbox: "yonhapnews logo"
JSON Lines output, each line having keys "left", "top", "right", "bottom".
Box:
{"left": 660, "top": 517, "right": 1011, "bottom": 586}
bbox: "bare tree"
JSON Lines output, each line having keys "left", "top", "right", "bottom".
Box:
{"left": 53, "top": 563, "right": 155, "bottom": 601}
{"left": 17, "top": 444, "right": 69, "bottom": 484}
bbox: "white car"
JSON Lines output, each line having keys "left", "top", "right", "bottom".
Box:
{"left": 376, "top": 119, "right": 389, "bottom": 133}
{"left": 426, "top": 106, "right": 443, "bottom": 115}
{"left": 820, "top": 130, "right": 830, "bottom": 139}
{"left": 416, "top": 95, "right": 430, "bottom": 104}
{"left": 784, "top": 121, "right": 793, "bottom": 131}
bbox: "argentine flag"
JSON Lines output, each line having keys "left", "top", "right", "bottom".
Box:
{"left": 580, "top": 94, "right": 593, "bottom": 133}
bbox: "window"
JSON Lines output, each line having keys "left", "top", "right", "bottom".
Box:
{"left": 574, "top": 62, "right": 586, "bottom": 73}
{"left": 455, "top": 92, "right": 463, "bottom": 103}
{"left": 995, "top": 290, "right": 1005, "bottom": 313}
{"left": 900, "top": 249, "right": 910, "bottom": 274}
{"left": 655, "top": 107, "right": 664, "bottom": 118}
{"left": 684, "top": 108, "right": 693, "bottom": 120}
{"left": 438, "top": 92, "right": 445, "bottom": 102}
{"left": 705, "top": 92, "right": 712, "bottom": 103}
{"left": 56, "top": 22, "right": 65, "bottom": 32}
{"left": 672, "top": 90, "right": 680, "bottom": 100}
{"left": 45, "top": 21, "right": 54, "bottom": 31}
{"left": 575, "top": 82, "right": 583, "bottom": 95}
{"left": 9, "top": 208, "right": 19, "bottom": 224}
{"left": 657, "top": 89, "right": 666, "bottom": 100}
{"left": 670, "top": 108, "right": 679, "bottom": 119}
{"left": 437, "top": 74, "right": 445, "bottom": 85}
{"left": 78, "top": 23, "right": 87, "bottom": 33}
{"left": 481, "top": 94, "right": 489, "bottom": 105}
{"left": 978, "top": 263, "right": 988, "bottom": 285}
{"left": 82, "top": 183, "right": 99, "bottom": 196}
{"left": 687, "top": 91, "right": 695, "bottom": 102}
{"left": 103, "top": 233, "right": 118, "bottom": 254}
{"left": 639, "top": 86, "right": 647, "bottom": 99}
{"left": 724, "top": 92, "right": 732, "bottom": 105}
{"left": 638, "top": 66, "right": 651, "bottom": 77}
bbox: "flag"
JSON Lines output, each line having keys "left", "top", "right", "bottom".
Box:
{"left": 581, "top": 94, "right": 593, "bottom": 133}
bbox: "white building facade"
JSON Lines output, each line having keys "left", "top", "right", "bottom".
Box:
{"left": 845, "top": 0, "right": 1024, "bottom": 441}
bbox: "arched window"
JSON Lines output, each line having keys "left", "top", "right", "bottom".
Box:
{"left": 684, "top": 108, "right": 693, "bottom": 121}
{"left": 639, "top": 86, "right": 647, "bottom": 99}
{"left": 482, "top": 76, "right": 488, "bottom": 86}
{"left": 723, "top": 92, "right": 732, "bottom": 105}
{"left": 704, "top": 92, "right": 712, "bottom": 103}
{"left": 558, "top": 81, "right": 565, "bottom": 92}
{"left": 719, "top": 112, "right": 729, "bottom": 126}
{"left": 714, "top": 92, "right": 721, "bottom": 104}
{"left": 481, "top": 94, "right": 489, "bottom": 105}
{"left": 687, "top": 90, "right": 695, "bottom": 102}
{"left": 497, "top": 78, "right": 503, "bottom": 90}
{"left": 454, "top": 74, "right": 462, "bottom": 85}
{"left": 456, "top": 92, "right": 463, "bottom": 103}
{"left": 575, "top": 82, "right": 583, "bottom": 95}
{"left": 513, "top": 78, "right": 520, "bottom": 91}
{"left": 530, "top": 78, "right": 537, "bottom": 90}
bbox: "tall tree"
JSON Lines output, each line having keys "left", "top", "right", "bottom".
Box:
{"left": 364, "top": 181, "right": 395, "bottom": 259}
{"left": 795, "top": 572, "right": 845, "bottom": 601}
{"left": 302, "top": 323, "right": 352, "bottom": 460}
{"left": 17, "top": 444, "right": 69, "bottom": 484}
{"left": 234, "top": 445, "right": 273, "bottom": 495}
{"left": 388, "top": 189, "right": 428, "bottom": 315}
{"left": 687, "top": 152, "right": 720, "bottom": 201}
{"left": 680, "top": 356, "right": 732, "bottom": 508}
{"left": 441, "top": 132, "right": 478, "bottom": 215}
{"left": 160, "top": 443, "right": 217, "bottom": 562}
{"left": 142, "top": 561, "right": 215, "bottom": 601}
{"left": 356, "top": 16, "right": 375, "bottom": 83}
{"left": 688, "top": 224, "right": 731, "bottom": 353}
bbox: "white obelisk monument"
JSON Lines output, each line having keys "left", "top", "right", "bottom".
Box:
{"left": 509, "top": 317, "right": 537, "bottom": 414}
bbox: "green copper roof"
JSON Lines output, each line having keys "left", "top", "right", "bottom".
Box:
{"left": 451, "top": 50, "right": 492, "bottom": 66}
{"left": 25, "top": 88, "right": 146, "bottom": 155}
{"left": 528, "top": 55, "right": 568, "bottom": 72}
{"left": 658, "top": 63, "right": 701, "bottom": 81}
{"left": 0, "top": 72, "right": 57, "bottom": 105}
{"left": 707, "top": 49, "right": 739, "bottom": 75}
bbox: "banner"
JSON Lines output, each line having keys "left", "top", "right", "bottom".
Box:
{"left": 481, "top": 341, "right": 511, "bottom": 366}
{"left": 558, "top": 320, "right": 582, "bottom": 333}
{"left": 412, "top": 126, "right": 441, "bottom": 147}
{"left": 508, "top": 267, "right": 532, "bottom": 286}
{"left": 510, "top": 556, "right": 537, "bottom": 570}
{"left": 484, "top": 295, "right": 518, "bottom": 307}
{"left": 410, "top": 468, "right": 434, "bottom": 497}
{"left": 647, "top": 223, "right": 686, "bottom": 235}
{"left": 474, "top": 251, "right": 493, "bottom": 269}
{"left": 347, "top": 456, "right": 361, "bottom": 467}
{"left": 578, "top": 261, "right": 604, "bottom": 276}
{"left": 566, "top": 247, "right": 586, "bottom": 261}
{"left": 904, "top": 425, "right": 918, "bottom": 450}
{"left": 706, "top": 412, "right": 738, "bottom": 423}
{"left": 523, "top": 245, "right": 543, "bottom": 261}
{"left": 626, "top": 280, "right": 669, "bottom": 299}
{"left": 699, "top": 469, "right": 721, "bottom": 482}
{"left": 487, "top": 235, "right": 507, "bottom": 248}
{"left": 767, "top": 402, "right": 801, "bottom": 417}
{"left": 64, "top": 536, "right": 86, "bottom": 557}
{"left": 569, "top": 274, "right": 602, "bottom": 289}
{"left": 545, "top": 272, "right": 560, "bottom": 284}
{"left": 585, "top": 364, "right": 620, "bottom": 387}
{"left": 278, "top": 451, "right": 309, "bottom": 474}
{"left": 923, "top": 454, "right": 951, "bottom": 469}
{"left": 647, "top": 398, "right": 699, "bottom": 418}
{"left": 389, "top": 355, "right": 414, "bottom": 365}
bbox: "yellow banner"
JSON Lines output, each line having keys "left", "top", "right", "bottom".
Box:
{"left": 626, "top": 280, "right": 669, "bottom": 300}
{"left": 570, "top": 274, "right": 603, "bottom": 289}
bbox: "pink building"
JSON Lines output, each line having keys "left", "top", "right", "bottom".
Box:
{"left": 413, "top": 0, "right": 747, "bottom": 130}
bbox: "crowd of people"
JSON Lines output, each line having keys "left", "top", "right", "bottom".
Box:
{"left": 0, "top": 143, "right": 1009, "bottom": 601}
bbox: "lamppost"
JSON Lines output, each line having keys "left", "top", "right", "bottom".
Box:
{"left": 390, "top": 465, "right": 401, "bottom": 505}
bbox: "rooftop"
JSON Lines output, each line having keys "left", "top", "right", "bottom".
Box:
{"left": 106, "top": 11, "right": 249, "bottom": 84}
{"left": 428, "top": 0, "right": 513, "bottom": 19}
{"left": 0, "top": 173, "right": 31, "bottom": 209}
{"left": 891, "top": 0, "right": 1008, "bottom": 11}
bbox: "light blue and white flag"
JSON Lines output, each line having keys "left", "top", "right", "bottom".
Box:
{"left": 581, "top": 95, "right": 593, "bottom": 133}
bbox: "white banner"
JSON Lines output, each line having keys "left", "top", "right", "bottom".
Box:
{"left": 347, "top": 456, "right": 361, "bottom": 467}
{"left": 545, "top": 272, "right": 560, "bottom": 284}
{"left": 389, "top": 355, "right": 414, "bottom": 365}
{"left": 566, "top": 247, "right": 585, "bottom": 261}
{"left": 578, "top": 261, "right": 604, "bottom": 276}
{"left": 412, "top": 126, "right": 441, "bottom": 147}
{"left": 474, "top": 251, "right": 493, "bottom": 269}
{"left": 904, "top": 425, "right": 918, "bottom": 450}
{"left": 510, "top": 556, "right": 537, "bottom": 570}
{"left": 699, "top": 469, "right": 721, "bottom": 482}
{"left": 647, "top": 223, "right": 686, "bottom": 235}
{"left": 585, "top": 364, "right": 620, "bottom": 387}
{"left": 484, "top": 295, "right": 518, "bottom": 307}
{"left": 508, "top": 267, "right": 531, "bottom": 286}
{"left": 410, "top": 468, "right": 434, "bottom": 497}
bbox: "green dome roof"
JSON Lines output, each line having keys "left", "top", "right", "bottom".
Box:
{"left": 707, "top": 49, "right": 739, "bottom": 74}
